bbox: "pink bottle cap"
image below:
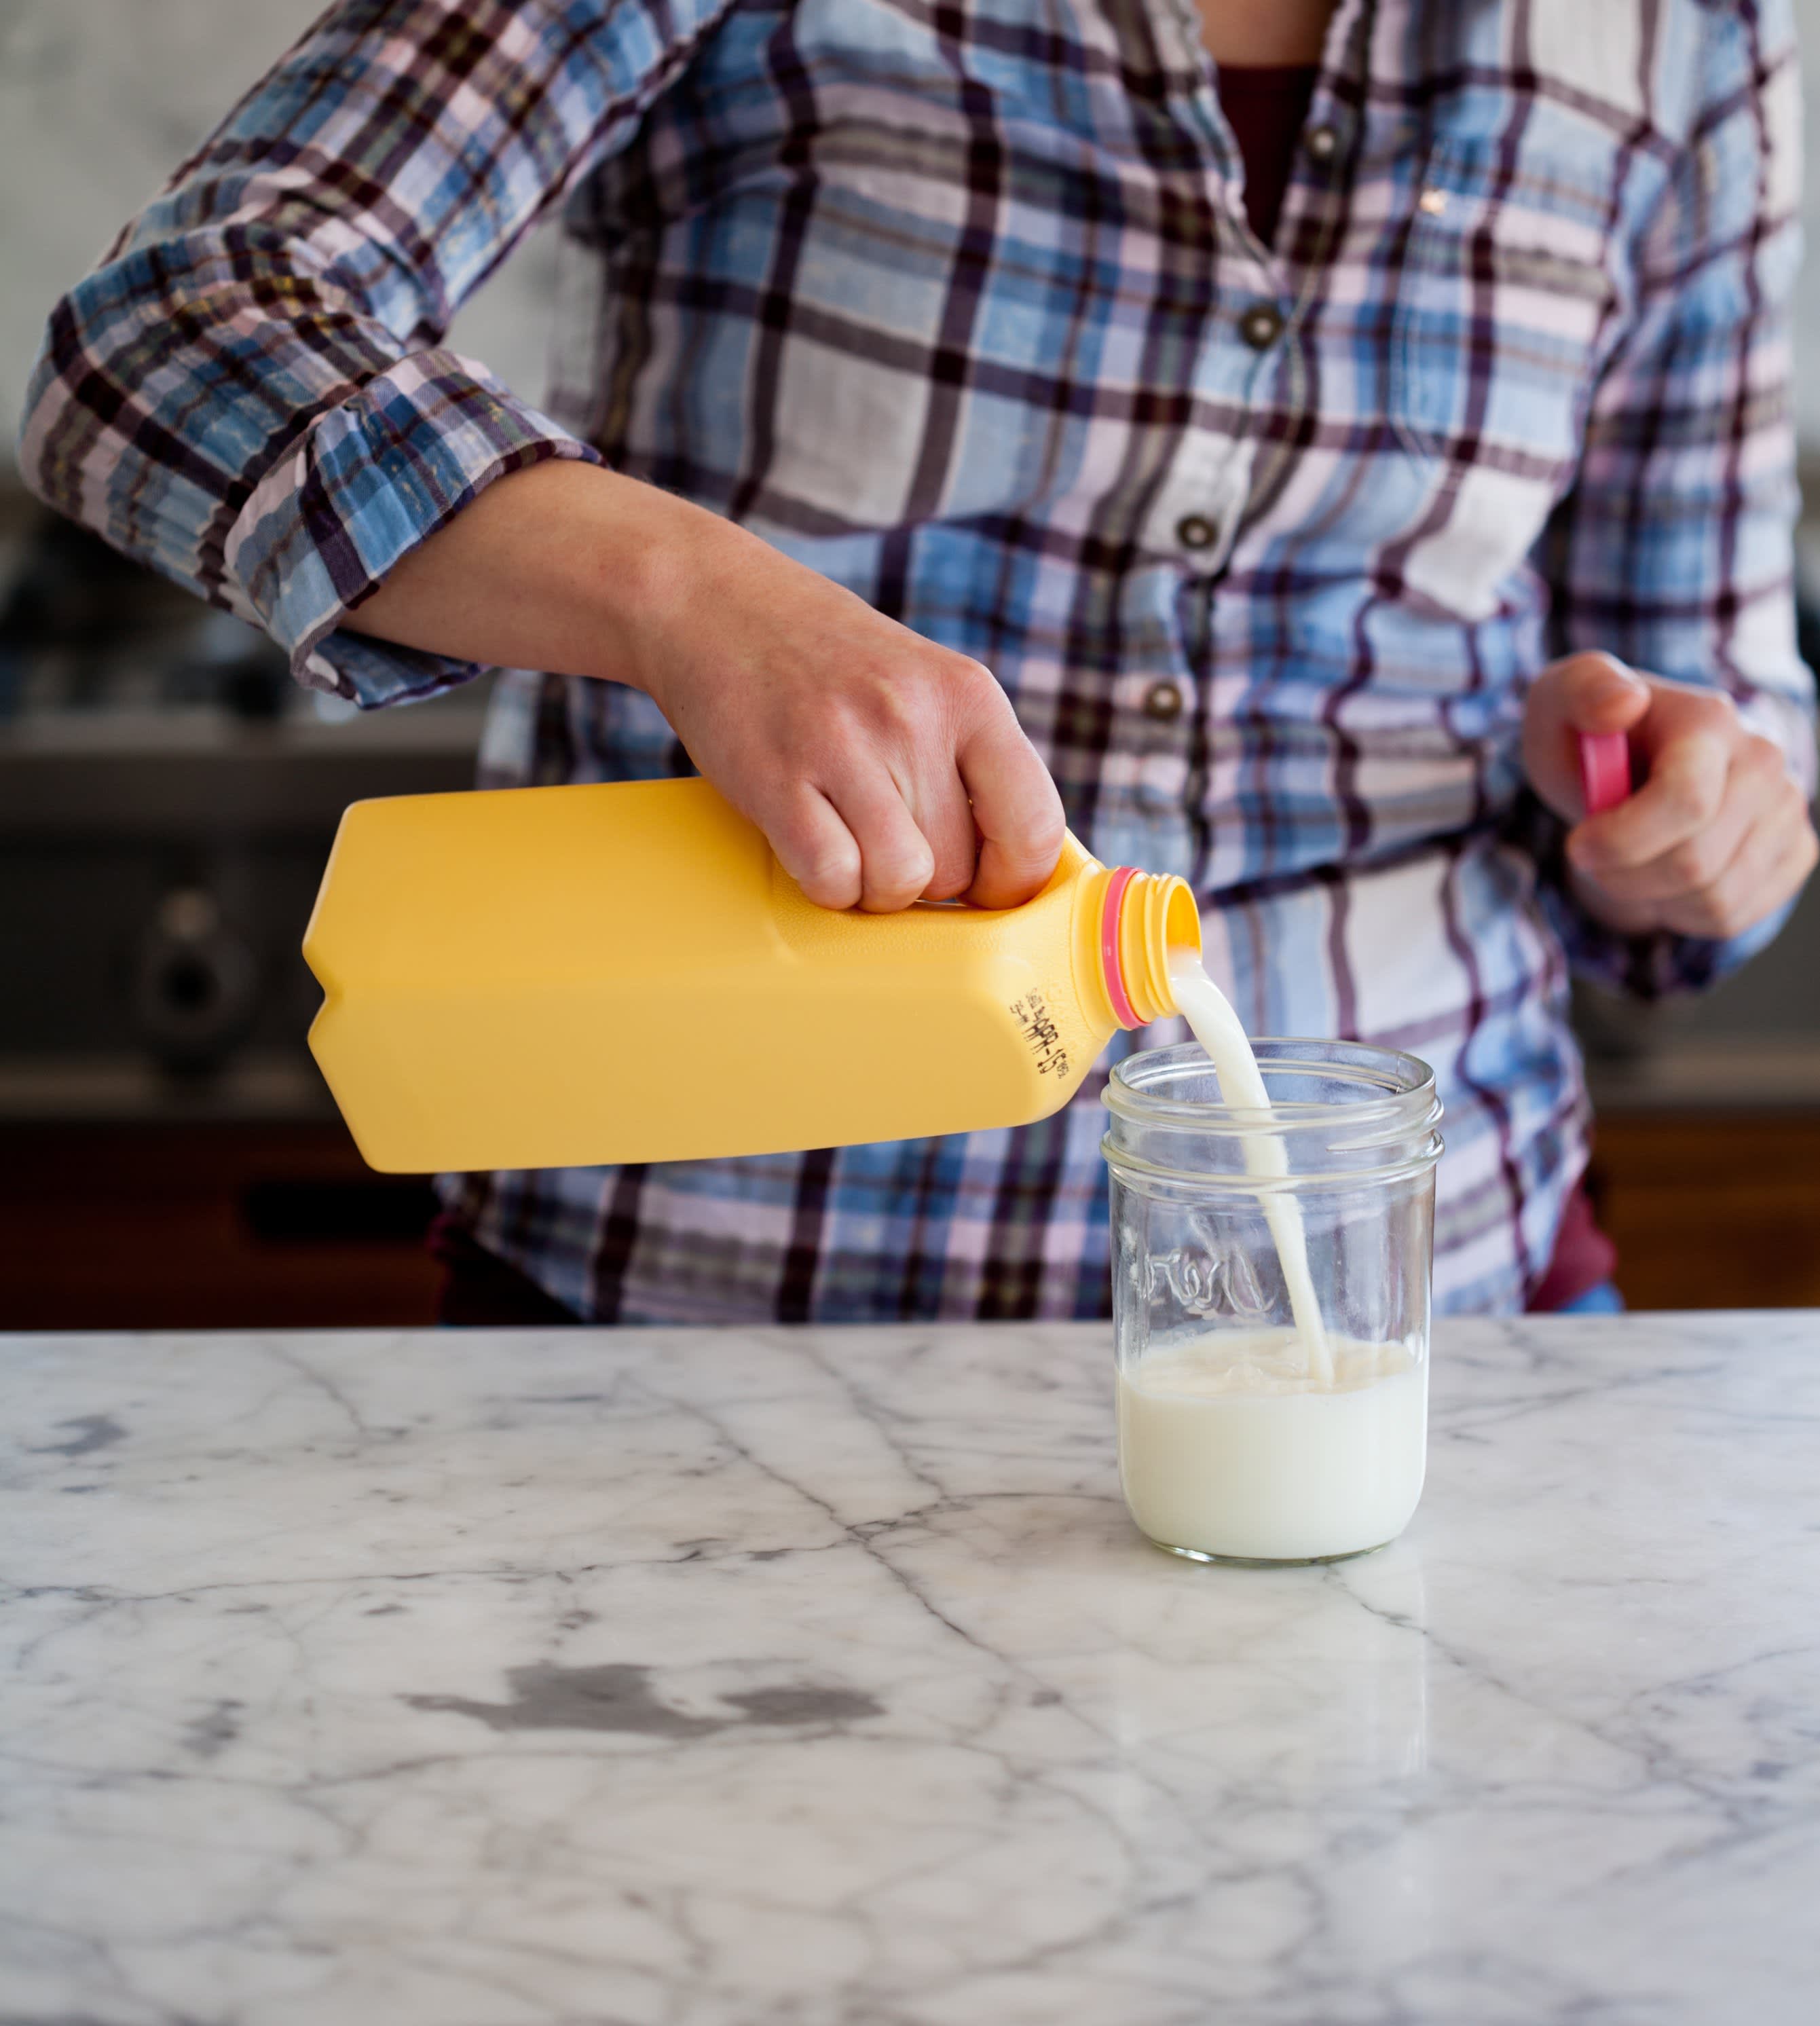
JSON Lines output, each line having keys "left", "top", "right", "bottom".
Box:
{"left": 1578, "top": 731, "right": 1631, "bottom": 817}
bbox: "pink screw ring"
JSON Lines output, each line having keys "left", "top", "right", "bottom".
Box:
{"left": 1578, "top": 731, "right": 1632, "bottom": 817}
{"left": 1099, "top": 866, "right": 1141, "bottom": 1029}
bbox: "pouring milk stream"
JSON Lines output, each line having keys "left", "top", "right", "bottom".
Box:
{"left": 1164, "top": 948, "right": 1332, "bottom": 1379}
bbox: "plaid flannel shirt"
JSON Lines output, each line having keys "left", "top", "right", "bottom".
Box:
{"left": 22, "top": 0, "right": 1815, "bottom": 1319}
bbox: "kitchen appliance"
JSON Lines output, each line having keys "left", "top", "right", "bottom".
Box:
{"left": 1, "top": 512, "right": 487, "bottom": 1121}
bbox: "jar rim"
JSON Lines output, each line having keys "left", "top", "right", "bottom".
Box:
{"left": 1103, "top": 1039, "right": 1441, "bottom": 1141}
{"left": 1102, "top": 1040, "right": 1443, "bottom": 1190}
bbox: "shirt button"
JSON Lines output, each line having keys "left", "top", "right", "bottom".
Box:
{"left": 1239, "top": 302, "right": 1285, "bottom": 350}
{"left": 1175, "top": 512, "right": 1221, "bottom": 553}
{"left": 1303, "top": 122, "right": 1340, "bottom": 165}
{"left": 1143, "top": 680, "right": 1185, "bottom": 723}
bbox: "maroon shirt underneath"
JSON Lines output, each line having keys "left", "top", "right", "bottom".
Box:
{"left": 1527, "top": 1179, "right": 1619, "bottom": 1311}
{"left": 1215, "top": 62, "right": 1320, "bottom": 247}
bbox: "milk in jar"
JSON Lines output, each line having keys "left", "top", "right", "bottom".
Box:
{"left": 1117, "top": 1329, "right": 1427, "bottom": 1562}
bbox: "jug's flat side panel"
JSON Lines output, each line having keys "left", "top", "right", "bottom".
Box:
{"left": 304, "top": 778, "right": 780, "bottom": 997}
{"left": 305, "top": 784, "right": 1103, "bottom": 1171}
{"left": 310, "top": 957, "right": 1080, "bottom": 1172}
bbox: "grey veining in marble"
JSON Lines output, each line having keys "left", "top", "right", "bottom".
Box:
{"left": 3, "top": 1316, "right": 1818, "bottom": 2025}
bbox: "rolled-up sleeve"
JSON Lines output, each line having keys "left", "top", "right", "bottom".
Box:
{"left": 17, "top": 0, "right": 734, "bottom": 707}
{"left": 1528, "top": 0, "right": 1817, "bottom": 997}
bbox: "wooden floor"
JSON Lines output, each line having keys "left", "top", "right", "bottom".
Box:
{"left": 1, "top": 1113, "right": 1815, "bottom": 1328}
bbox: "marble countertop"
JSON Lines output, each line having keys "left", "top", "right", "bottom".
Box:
{"left": 3, "top": 1316, "right": 1817, "bottom": 2026}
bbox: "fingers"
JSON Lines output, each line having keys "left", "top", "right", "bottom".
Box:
{"left": 1658, "top": 776, "right": 1817, "bottom": 940}
{"left": 1522, "top": 653, "right": 1650, "bottom": 819}
{"left": 908, "top": 765, "right": 982, "bottom": 903}
{"left": 955, "top": 675, "right": 1067, "bottom": 910}
{"left": 767, "top": 665, "right": 1032, "bottom": 913}
{"left": 769, "top": 787, "right": 864, "bottom": 910}
{"left": 1567, "top": 690, "right": 1739, "bottom": 878}
{"left": 770, "top": 771, "right": 972, "bottom": 913}
{"left": 1743, "top": 813, "right": 1820, "bottom": 933}
{"left": 1571, "top": 733, "right": 1817, "bottom": 940}
{"left": 1578, "top": 788, "right": 1751, "bottom": 906}
{"left": 1552, "top": 651, "right": 1652, "bottom": 733}
{"left": 823, "top": 765, "right": 937, "bottom": 913}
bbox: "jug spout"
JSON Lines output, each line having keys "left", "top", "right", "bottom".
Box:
{"left": 1081, "top": 866, "right": 1201, "bottom": 1029}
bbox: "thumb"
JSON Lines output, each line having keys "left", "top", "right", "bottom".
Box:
{"left": 1524, "top": 652, "right": 1651, "bottom": 819}
{"left": 1542, "top": 651, "right": 1651, "bottom": 734}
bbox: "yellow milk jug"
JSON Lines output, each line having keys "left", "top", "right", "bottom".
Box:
{"left": 303, "top": 776, "right": 1200, "bottom": 1172}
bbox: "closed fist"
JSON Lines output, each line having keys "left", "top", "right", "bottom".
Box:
{"left": 1522, "top": 652, "right": 1817, "bottom": 940}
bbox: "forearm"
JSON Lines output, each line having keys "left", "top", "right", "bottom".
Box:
{"left": 345, "top": 459, "right": 692, "bottom": 694}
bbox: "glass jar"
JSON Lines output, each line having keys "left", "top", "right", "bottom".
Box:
{"left": 1102, "top": 1040, "right": 1443, "bottom": 1565}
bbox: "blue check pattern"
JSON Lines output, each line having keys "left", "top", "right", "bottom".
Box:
{"left": 21, "top": 0, "right": 1815, "bottom": 1319}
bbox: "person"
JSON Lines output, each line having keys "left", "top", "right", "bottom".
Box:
{"left": 20, "top": 0, "right": 1817, "bottom": 1325}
